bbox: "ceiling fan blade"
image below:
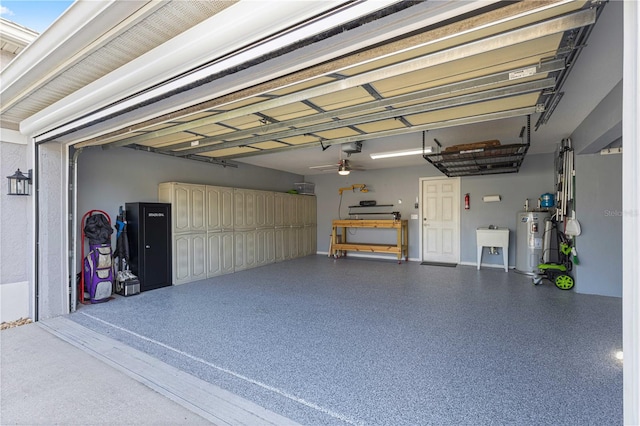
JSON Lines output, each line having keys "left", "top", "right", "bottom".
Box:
{"left": 309, "top": 164, "right": 337, "bottom": 170}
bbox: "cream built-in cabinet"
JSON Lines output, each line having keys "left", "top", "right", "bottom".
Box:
{"left": 159, "top": 183, "right": 207, "bottom": 285}
{"left": 206, "top": 186, "right": 234, "bottom": 278}
{"left": 159, "top": 182, "right": 316, "bottom": 285}
{"left": 159, "top": 183, "right": 206, "bottom": 233}
{"left": 173, "top": 233, "right": 207, "bottom": 285}
{"left": 207, "top": 186, "right": 234, "bottom": 231}
{"left": 207, "top": 231, "right": 234, "bottom": 277}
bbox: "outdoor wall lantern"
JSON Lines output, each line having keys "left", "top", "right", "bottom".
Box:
{"left": 6, "top": 169, "right": 32, "bottom": 196}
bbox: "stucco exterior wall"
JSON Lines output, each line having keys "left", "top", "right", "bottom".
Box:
{"left": 0, "top": 131, "right": 32, "bottom": 322}
{"left": 37, "top": 143, "right": 68, "bottom": 320}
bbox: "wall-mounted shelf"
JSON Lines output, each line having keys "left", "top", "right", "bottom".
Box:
{"left": 347, "top": 204, "right": 399, "bottom": 220}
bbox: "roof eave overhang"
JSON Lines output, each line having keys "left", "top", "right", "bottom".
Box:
{"left": 0, "top": 1, "right": 149, "bottom": 111}
{"left": 19, "top": 0, "right": 379, "bottom": 140}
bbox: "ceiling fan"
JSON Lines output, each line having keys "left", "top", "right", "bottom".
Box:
{"left": 309, "top": 159, "right": 365, "bottom": 175}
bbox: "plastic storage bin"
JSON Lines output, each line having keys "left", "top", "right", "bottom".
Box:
{"left": 294, "top": 182, "right": 315, "bottom": 195}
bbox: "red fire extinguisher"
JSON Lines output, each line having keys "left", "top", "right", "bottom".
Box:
{"left": 464, "top": 193, "right": 470, "bottom": 210}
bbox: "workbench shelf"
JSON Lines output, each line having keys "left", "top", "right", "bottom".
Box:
{"left": 347, "top": 204, "right": 399, "bottom": 220}
{"left": 329, "top": 219, "right": 408, "bottom": 263}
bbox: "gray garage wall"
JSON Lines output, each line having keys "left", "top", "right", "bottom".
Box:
{"left": 572, "top": 153, "right": 622, "bottom": 297}
{"left": 311, "top": 164, "right": 440, "bottom": 259}
{"left": 566, "top": 78, "right": 623, "bottom": 297}
{"left": 76, "top": 147, "right": 303, "bottom": 266}
{"left": 310, "top": 152, "right": 555, "bottom": 267}
{"left": 311, "top": 149, "right": 622, "bottom": 298}
{"left": 78, "top": 146, "right": 621, "bottom": 298}
{"left": 459, "top": 153, "right": 555, "bottom": 267}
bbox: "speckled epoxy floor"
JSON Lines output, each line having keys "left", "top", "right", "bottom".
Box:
{"left": 70, "top": 255, "right": 622, "bottom": 425}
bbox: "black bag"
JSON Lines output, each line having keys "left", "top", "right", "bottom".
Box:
{"left": 84, "top": 214, "right": 113, "bottom": 245}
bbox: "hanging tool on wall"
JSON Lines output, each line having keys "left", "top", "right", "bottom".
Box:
{"left": 338, "top": 184, "right": 368, "bottom": 195}
{"left": 337, "top": 184, "right": 368, "bottom": 220}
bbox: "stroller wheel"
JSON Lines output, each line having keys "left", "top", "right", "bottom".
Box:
{"left": 555, "top": 274, "right": 574, "bottom": 290}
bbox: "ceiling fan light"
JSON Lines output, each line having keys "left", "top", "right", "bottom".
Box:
{"left": 370, "top": 146, "right": 433, "bottom": 159}
{"left": 338, "top": 160, "right": 351, "bottom": 175}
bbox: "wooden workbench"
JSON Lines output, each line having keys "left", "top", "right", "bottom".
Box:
{"left": 330, "top": 219, "right": 408, "bottom": 263}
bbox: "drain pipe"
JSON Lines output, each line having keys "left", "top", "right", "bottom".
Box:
{"left": 69, "top": 147, "right": 82, "bottom": 312}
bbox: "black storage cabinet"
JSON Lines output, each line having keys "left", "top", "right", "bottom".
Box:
{"left": 126, "top": 202, "right": 172, "bottom": 292}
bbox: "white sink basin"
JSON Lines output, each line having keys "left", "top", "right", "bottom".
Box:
{"left": 476, "top": 227, "right": 509, "bottom": 272}
{"left": 476, "top": 227, "right": 509, "bottom": 247}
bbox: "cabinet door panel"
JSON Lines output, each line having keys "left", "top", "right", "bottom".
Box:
{"left": 289, "top": 227, "right": 300, "bottom": 259}
{"left": 208, "top": 186, "right": 234, "bottom": 231}
{"left": 208, "top": 232, "right": 234, "bottom": 276}
{"left": 208, "top": 233, "right": 222, "bottom": 277}
{"left": 305, "top": 196, "right": 317, "bottom": 225}
{"left": 234, "top": 190, "right": 246, "bottom": 229}
{"left": 221, "top": 189, "right": 234, "bottom": 229}
{"left": 264, "top": 228, "right": 276, "bottom": 264}
{"left": 221, "top": 232, "right": 234, "bottom": 274}
{"left": 174, "top": 185, "right": 190, "bottom": 232}
{"left": 207, "top": 188, "right": 221, "bottom": 230}
{"left": 295, "top": 196, "right": 305, "bottom": 226}
{"left": 274, "top": 228, "right": 287, "bottom": 262}
{"left": 174, "top": 235, "right": 190, "bottom": 283}
{"left": 255, "top": 228, "right": 275, "bottom": 266}
{"left": 174, "top": 234, "right": 206, "bottom": 284}
{"left": 274, "top": 194, "right": 285, "bottom": 227}
{"left": 192, "top": 234, "right": 207, "bottom": 280}
{"left": 234, "top": 232, "right": 246, "bottom": 270}
{"left": 191, "top": 186, "right": 207, "bottom": 231}
{"left": 255, "top": 191, "right": 275, "bottom": 228}
{"left": 245, "top": 230, "right": 257, "bottom": 269}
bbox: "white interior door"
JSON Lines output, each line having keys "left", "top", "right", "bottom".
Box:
{"left": 421, "top": 178, "right": 460, "bottom": 264}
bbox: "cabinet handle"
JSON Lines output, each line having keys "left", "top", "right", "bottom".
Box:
{"left": 145, "top": 245, "right": 151, "bottom": 249}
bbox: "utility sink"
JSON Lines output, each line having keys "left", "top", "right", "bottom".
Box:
{"left": 476, "top": 227, "right": 509, "bottom": 272}
{"left": 476, "top": 227, "right": 509, "bottom": 247}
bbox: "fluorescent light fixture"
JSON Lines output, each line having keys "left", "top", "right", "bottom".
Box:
{"left": 370, "top": 146, "right": 433, "bottom": 159}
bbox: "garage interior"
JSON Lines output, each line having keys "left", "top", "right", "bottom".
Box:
{"left": 0, "top": 0, "right": 634, "bottom": 424}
